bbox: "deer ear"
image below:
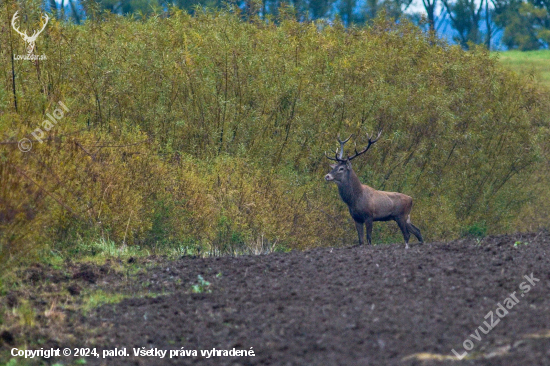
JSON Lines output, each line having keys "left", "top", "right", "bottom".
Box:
{"left": 330, "top": 164, "right": 337, "bottom": 169}
{"left": 346, "top": 160, "right": 352, "bottom": 168}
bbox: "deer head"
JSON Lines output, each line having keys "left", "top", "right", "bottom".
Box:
{"left": 12, "top": 11, "right": 49, "bottom": 55}
{"left": 324, "top": 131, "right": 382, "bottom": 184}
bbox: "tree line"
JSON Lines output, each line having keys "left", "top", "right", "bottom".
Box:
{"left": 40, "top": 0, "right": 550, "bottom": 50}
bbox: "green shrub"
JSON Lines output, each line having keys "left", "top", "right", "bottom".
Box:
{"left": 461, "top": 222, "right": 488, "bottom": 238}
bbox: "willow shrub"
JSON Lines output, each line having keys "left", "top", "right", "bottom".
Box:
{"left": 1, "top": 5, "right": 549, "bottom": 266}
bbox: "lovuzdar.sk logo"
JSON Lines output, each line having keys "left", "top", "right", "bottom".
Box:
{"left": 11, "top": 10, "right": 49, "bottom": 61}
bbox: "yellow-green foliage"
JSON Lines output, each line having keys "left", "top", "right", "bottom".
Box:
{"left": 1, "top": 5, "right": 549, "bottom": 267}
{"left": 15, "top": 300, "right": 36, "bottom": 328}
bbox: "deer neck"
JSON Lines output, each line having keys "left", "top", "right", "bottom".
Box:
{"left": 337, "top": 170, "right": 364, "bottom": 206}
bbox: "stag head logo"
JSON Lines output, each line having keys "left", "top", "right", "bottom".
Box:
{"left": 11, "top": 11, "right": 49, "bottom": 56}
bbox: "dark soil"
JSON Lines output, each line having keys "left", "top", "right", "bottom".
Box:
{"left": 2, "top": 232, "right": 550, "bottom": 365}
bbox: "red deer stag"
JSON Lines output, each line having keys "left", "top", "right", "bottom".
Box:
{"left": 324, "top": 132, "right": 423, "bottom": 249}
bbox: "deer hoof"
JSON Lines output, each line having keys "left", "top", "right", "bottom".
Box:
{"left": 405, "top": 243, "right": 409, "bottom": 249}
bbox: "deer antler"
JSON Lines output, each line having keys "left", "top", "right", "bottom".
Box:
{"left": 347, "top": 130, "right": 382, "bottom": 161}
{"left": 325, "top": 134, "right": 353, "bottom": 162}
{"left": 336, "top": 134, "right": 353, "bottom": 160}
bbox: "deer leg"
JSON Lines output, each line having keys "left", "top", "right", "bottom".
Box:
{"left": 396, "top": 217, "right": 410, "bottom": 249}
{"left": 407, "top": 223, "right": 423, "bottom": 244}
{"left": 365, "top": 218, "right": 373, "bottom": 245}
{"left": 355, "top": 221, "right": 365, "bottom": 246}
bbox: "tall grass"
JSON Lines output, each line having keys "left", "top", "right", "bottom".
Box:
{"left": 498, "top": 50, "right": 550, "bottom": 89}
{"left": 1, "top": 4, "right": 549, "bottom": 268}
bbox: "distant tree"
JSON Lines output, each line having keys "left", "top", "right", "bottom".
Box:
{"left": 308, "top": 0, "right": 336, "bottom": 18}
{"left": 95, "top": 0, "right": 163, "bottom": 14}
{"left": 494, "top": 0, "right": 550, "bottom": 50}
{"left": 337, "top": 0, "right": 357, "bottom": 25}
{"left": 421, "top": 0, "right": 437, "bottom": 32}
{"left": 48, "top": 0, "right": 59, "bottom": 13}
{"left": 441, "top": 0, "right": 485, "bottom": 48}
{"left": 67, "top": 0, "right": 83, "bottom": 23}
{"left": 484, "top": 0, "right": 494, "bottom": 48}
{"left": 363, "top": 0, "right": 413, "bottom": 21}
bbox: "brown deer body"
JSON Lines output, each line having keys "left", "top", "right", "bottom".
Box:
{"left": 324, "top": 132, "right": 423, "bottom": 249}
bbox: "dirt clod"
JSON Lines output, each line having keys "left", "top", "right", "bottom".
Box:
{"left": 67, "top": 283, "right": 81, "bottom": 296}
{"left": 0, "top": 331, "right": 14, "bottom": 345}
{"left": 25, "top": 268, "right": 45, "bottom": 283}
{"left": 72, "top": 265, "right": 98, "bottom": 284}
{"left": 6, "top": 292, "right": 18, "bottom": 308}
